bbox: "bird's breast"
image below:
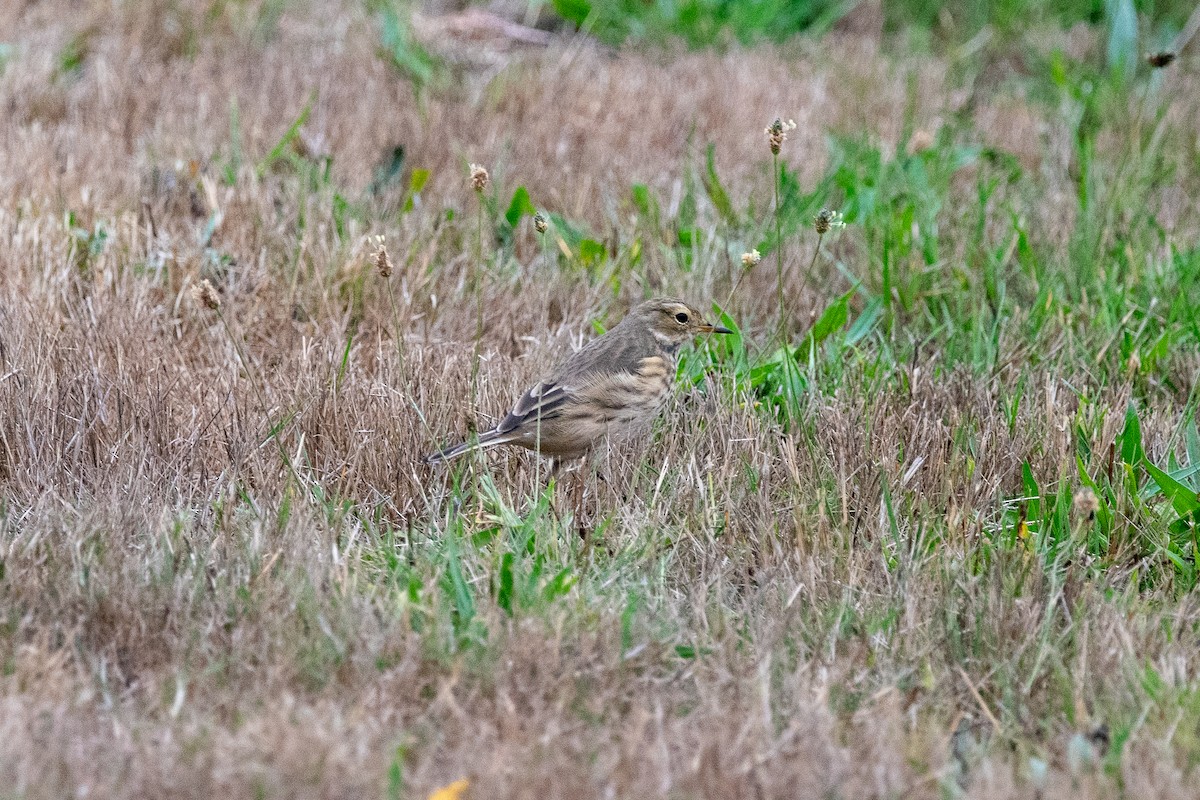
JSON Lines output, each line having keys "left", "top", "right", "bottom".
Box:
{"left": 636, "top": 355, "right": 673, "bottom": 408}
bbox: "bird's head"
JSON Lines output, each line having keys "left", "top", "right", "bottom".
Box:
{"left": 633, "top": 298, "right": 734, "bottom": 348}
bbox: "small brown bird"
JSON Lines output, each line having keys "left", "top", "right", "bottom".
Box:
{"left": 425, "top": 298, "right": 732, "bottom": 465}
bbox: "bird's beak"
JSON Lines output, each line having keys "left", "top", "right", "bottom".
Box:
{"left": 701, "top": 322, "right": 734, "bottom": 334}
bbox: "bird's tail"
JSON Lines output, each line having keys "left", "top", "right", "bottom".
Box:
{"left": 423, "top": 429, "right": 518, "bottom": 464}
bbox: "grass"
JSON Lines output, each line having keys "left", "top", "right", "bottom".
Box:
{"left": 548, "top": 0, "right": 1199, "bottom": 50}
{"left": 1, "top": 1, "right": 1199, "bottom": 797}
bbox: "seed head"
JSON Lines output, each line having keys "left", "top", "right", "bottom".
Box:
{"left": 194, "top": 279, "right": 221, "bottom": 311}
{"left": 372, "top": 234, "right": 393, "bottom": 278}
{"left": 1073, "top": 487, "right": 1100, "bottom": 522}
{"left": 741, "top": 249, "right": 761, "bottom": 268}
{"left": 469, "top": 163, "right": 490, "bottom": 193}
{"left": 1146, "top": 51, "right": 1176, "bottom": 68}
{"left": 814, "top": 208, "right": 844, "bottom": 235}
{"left": 534, "top": 212, "right": 548, "bottom": 234}
{"left": 765, "top": 118, "right": 796, "bottom": 155}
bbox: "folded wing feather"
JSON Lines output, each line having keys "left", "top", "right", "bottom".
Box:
{"left": 496, "top": 379, "right": 572, "bottom": 434}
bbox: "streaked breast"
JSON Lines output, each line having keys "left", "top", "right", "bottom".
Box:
{"left": 636, "top": 355, "right": 673, "bottom": 410}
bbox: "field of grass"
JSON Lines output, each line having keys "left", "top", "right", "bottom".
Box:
{"left": 2, "top": 1, "right": 1200, "bottom": 797}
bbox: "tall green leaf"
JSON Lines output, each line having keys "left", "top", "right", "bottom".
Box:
{"left": 444, "top": 535, "right": 475, "bottom": 624}
{"left": 1104, "top": 0, "right": 1138, "bottom": 80}
{"left": 1144, "top": 461, "right": 1200, "bottom": 520}
{"left": 1119, "top": 404, "right": 1144, "bottom": 466}
{"left": 504, "top": 186, "right": 537, "bottom": 228}
{"left": 256, "top": 98, "right": 313, "bottom": 178}
{"left": 702, "top": 143, "right": 738, "bottom": 226}
{"left": 798, "top": 289, "right": 853, "bottom": 354}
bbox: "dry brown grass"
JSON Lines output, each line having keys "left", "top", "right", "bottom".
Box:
{"left": 2, "top": 1, "right": 1200, "bottom": 798}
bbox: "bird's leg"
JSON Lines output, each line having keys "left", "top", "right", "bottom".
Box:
{"left": 593, "top": 469, "right": 610, "bottom": 506}
{"left": 583, "top": 457, "right": 621, "bottom": 558}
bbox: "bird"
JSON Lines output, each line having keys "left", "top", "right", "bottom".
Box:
{"left": 424, "top": 298, "right": 733, "bottom": 466}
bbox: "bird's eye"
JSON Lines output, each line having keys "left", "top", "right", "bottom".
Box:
{"left": 674, "top": 312, "right": 689, "bottom": 324}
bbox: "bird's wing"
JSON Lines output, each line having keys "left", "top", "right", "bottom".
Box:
{"left": 495, "top": 379, "right": 572, "bottom": 434}
{"left": 553, "top": 324, "right": 651, "bottom": 380}
{"left": 490, "top": 325, "right": 661, "bottom": 435}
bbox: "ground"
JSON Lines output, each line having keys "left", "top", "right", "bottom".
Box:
{"left": 1, "top": 1, "right": 1199, "bottom": 798}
